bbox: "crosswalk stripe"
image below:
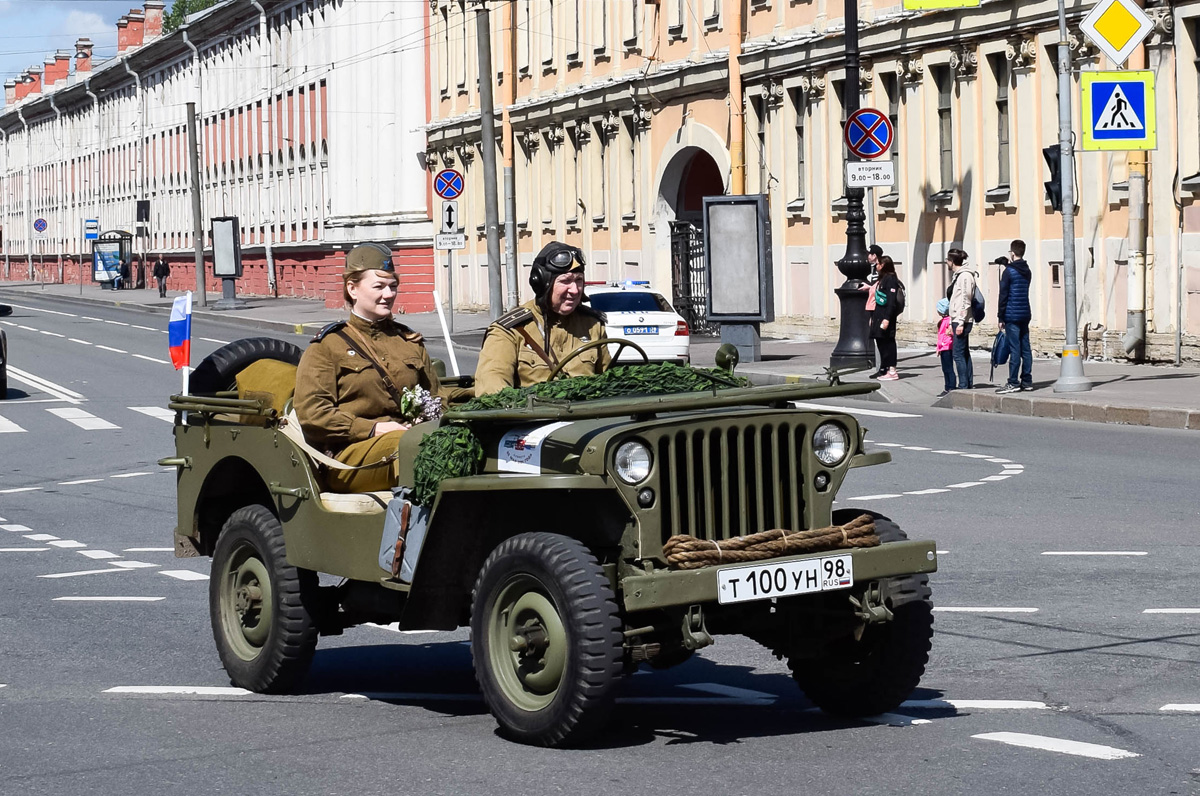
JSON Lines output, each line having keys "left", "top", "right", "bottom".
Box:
{"left": 160, "top": 570, "right": 208, "bottom": 581}
{"left": 0, "top": 415, "right": 26, "bottom": 433}
{"left": 47, "top": 408, "right": 119, "bottom": 430}
{"left": 130, "top": 407, "right": 175, "bottom": 422}
{"left": 973, "top": 732, "right": 1139, "bottom": 760}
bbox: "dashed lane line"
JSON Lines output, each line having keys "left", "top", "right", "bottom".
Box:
{"left": 972, "top": 732, "right": 1139, "bottom": 760}
{"left": 132, "top": 354, "right": 169, "bottom": 364}
{"left": 0, "top": 548, "right": 50, "bottom": 552}
{"left": 38, "top": 330, "right": 65, "bottom": 338}
{"left": 902, "top": 699, "right": 1050, "bottom": 710}
{"left": 54, "top": 597, "right": 165, "bottom": 602}
{"left": 102, "top": 320, "right": 130, "bottom": 327}
{"left": 111, "top": 472, "right": 152, "bottom": 479}
{"left": 94, "top": 345, "right": 128, "bottom": 354}
{"left": 125, "top": 547, "right": 173, "bottom": 553}
{"left": 68, "top": 338, "right": 91, "bottom": 345}
{"left": 59, "top": 479, "right": 102, "bottom": 485}
{"left": 1160, "top": 704, "right": 1200, "bottom": 712}
{"left": 0, "top": 487, "right": 41, "bottom": 494}
{"left": 47, "top": 408, "right": 119, "bottom": 430}
{"left": 789, "top": 401, "right": 922, "bottom": 419}
{"left": 1143, "top": 608, "right": 1200, "bottom": 614}
{"left": 1042, "top": 551, "right": 1148, "bottom": 556}
{"left": 946, "top": 482, "right": 985, "bottom": 489}
{"left": 847, "top": 442, "right": 1026, "bottom": 502}
{"left": 934, "top": 607, "right": 1039, "bottom": 614}
{"left": 109, "top": 561, "right": 158, "bottom": 569}
{"left": 104, "top": 686, "right": 249, "bottom": 696}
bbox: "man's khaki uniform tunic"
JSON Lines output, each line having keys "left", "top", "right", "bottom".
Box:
{"left": 474, "top": 299, "right": 610, "bottom": 395}
{"left": 295, "top": 313, "right": 443, "bottom": 493}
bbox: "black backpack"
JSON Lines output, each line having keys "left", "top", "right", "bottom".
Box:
{"left": 971, "top": 285, "right": 986, "bottom": 323}
{"left": 895, "top": 281, "right": 907, "bottom": 314}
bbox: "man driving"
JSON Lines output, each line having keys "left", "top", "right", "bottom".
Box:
{"left": 474, "top": 242, "right": 610, "bottom": 395}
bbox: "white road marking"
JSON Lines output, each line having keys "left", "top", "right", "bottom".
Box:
{"left": 95, "top": 345, "right": 128, "bottom": 354}
{"left": 973, "top": 732, "right": 1139, "bottom": 760}
{"left": 1, "top": 524, "right": 32, "bottom": 532}
{"left": 130, "top": 407, "right": 175, "bottom": 422}
{"left": 47, "top": 540, "right": 87, "bottom": 549}
{"left": 132, "top": 354, "right": 169, "bottom": 364}
{"left": 1160, "top": 704, "right": 1200, "bottom": 712}
{"left": 81, "top": 316, "right": 103, "bottom": 321}
{"left": 125, "top": 547, "right": 174, "bottom": 553}
{"left": 39, "top": 330, "right": 65, "bottom": 338}
{"left": 979, "top": 475, "right": 1011, "bottom": 481}
{"left": 902, "top": 699, "right": 1049, "bottom": 710}
{"left": 0, "top": 547, "right": 50, "bottom": 552}
{"left": 54, "top": 597, "right": 165, "bottom": 602}
{"left": 39, "top": 568, "right": 135, "bottom": 579}
{"left": 1041, "top": 551, "right": 1147, "bottom": 556}
{"left": 901, "top": 446, "right": 932, "bottom": 451}
{"left": 199, "top": 337, "right": 230, "bottom": 344}
{"left": 364, "top": 623, "right": 438, "bottom": 634}
{"left": 47, "top": 408, "right": 119, "bottom": 430}
{"left": 856, "top": 712, "right": 932, "bottom": 727}
{"left": 872, "top": 442, "right": 904, "bottom": 447}
{"left": 0, "top": 487, "right": 41, "bottom": 494}
{"left": 6, "top": 366, "right": 84, "bottom": 403}
{"left": 789, "top": 401, "right": 921, "bottom": 419}
{"left": 986, "top": 458, "right": 1013, "bottom": 463}
{"left": 844, "top": 494, "right": 902, "bottom": 501}
{"left": 0, "top": 414, "right": 28, "bottom": 434}
{"left": 905, "top": 488, "right": 950, "bottom": 495}
{"left": 931, "top": 450, "right": 964, "bottom": 455}
{"left": 102, "top": 320, "right": 130, "bottom": 327}
{"left": 58, "top": 479, "right": 103, "bottom": 485}
{"left": 340, "top": 692, "right": 481, "bottom": 702}
{"left": 109, "top": 561, "right": 158, "bottom": 569}
{"left": 936, "top": 550, "right": 949, "bottom": 554}
{"left": 1, "top": 303, "right": 77, "bottom": 317}
{"left": 946, "top": 482, "right": 984, "bottom": 488}
{"left": 160, "top": 570, "right": 208, "bottom": 581}
{"left": 78, "top": 550, "right": 120, "bottom": 560}
{"left": 104, "top": 686, "right": 249, "bottom": 696}
{"left": 131, "top": 325, "right": 156, "bottom": 331}
{"left": 111, "top": 472, "right": 152, "bottom": 479}
{"left": 934, "top": 607, "right": 1039, "bottom": 613}
{"left": 1143, "top": 608, "right": 1200, "bottom": 614}
{"left": 681, "top": 683, "right": 777, "bottom": 700}
{"left": 23, "top": 534, "right": 59, "bottom": 541}
{"left": 68, "top": 338, "right": 91, "bottom": 345}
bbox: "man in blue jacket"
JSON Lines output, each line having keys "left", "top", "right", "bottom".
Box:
{"left": 996, "top": 239, "right": 1033, "bottom": 393}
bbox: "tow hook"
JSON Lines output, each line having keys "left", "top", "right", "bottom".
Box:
{"left": 849, "top": 582, "right": 893, "bottom": 628}
{"left": 681, "top": 604, "right": 714, "bottom": 651}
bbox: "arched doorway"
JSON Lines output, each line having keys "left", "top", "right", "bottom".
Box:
{"left": 663, "top": 149, "right": 724, "bottom": 334}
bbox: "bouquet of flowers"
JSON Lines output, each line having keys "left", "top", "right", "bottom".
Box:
{"left": 398, "top": 386, "right": 443, "bottom": 424}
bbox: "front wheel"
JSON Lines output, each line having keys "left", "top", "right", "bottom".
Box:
{"left": 470, "top": 533, "right": 623, "bottom": 747}
{"left": 209, "top": 505, "right": 318, "bottom": 693}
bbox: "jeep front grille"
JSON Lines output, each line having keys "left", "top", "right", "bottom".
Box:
{"left": 655, "top": 421, "right": 806, "bottom": 542}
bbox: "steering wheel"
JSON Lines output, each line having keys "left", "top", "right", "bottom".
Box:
{"left": 547, "top": 337, "right": 649, "bottom": 381}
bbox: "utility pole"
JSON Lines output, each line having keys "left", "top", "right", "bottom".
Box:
{"left": 1052, "top": 0, "right": 1092, "bottom": 392}
{"left": 728, "top": 0, "right": 745, "bottom": 195}
{"left": 501, "top": 0, "right": 518, "bottom": 310}
{"left": 474, "top": 0, "right": 503, "bottom": 320}
{"left": 187, "top": 102, "right": 207, "bottom": 306}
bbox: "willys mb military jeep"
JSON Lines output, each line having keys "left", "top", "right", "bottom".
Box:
{"left": 162, "top": 337, "right": 937, "bottom": 747}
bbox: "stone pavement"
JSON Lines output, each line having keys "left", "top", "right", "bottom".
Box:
{"left": 3, "top": 281, "right": 1198, "bottom": 432}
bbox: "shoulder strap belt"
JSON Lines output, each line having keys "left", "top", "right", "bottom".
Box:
{"left": 336, "top": 327, "right": 408, "bottom": 407}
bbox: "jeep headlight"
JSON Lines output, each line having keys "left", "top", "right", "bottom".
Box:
{"left": 614, "top": 440, "right": 652, "bottom": 484}
{"left": 813, "top": 423, "right": 849, "bottom": 466}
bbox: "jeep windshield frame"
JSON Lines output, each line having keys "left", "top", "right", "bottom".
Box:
{"left": 444, "top": 380, "right": 879, "bottom": 423}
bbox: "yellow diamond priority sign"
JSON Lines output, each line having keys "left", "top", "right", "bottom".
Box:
{"left": 903, "top": 0, "right": 979, "bottom": 8}
{"left": 1080, "top": 0, "right": 1154, "bottom": 67}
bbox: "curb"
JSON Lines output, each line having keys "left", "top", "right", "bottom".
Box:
{"left": 0, "top": 286, "right": 324, "bottom": 337}
{"left": 941, "top": 390, "right": 1200, "bottom": 432}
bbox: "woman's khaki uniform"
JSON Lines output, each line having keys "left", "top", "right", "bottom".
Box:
{"left": 295, "top": 313, "right": 443, "bottom": 493}
{"left": 474, "top": 299, "right": 610, "bottom": 395}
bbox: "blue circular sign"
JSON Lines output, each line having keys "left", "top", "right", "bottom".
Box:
{"left": 434, "top": 169, "right": 465, "bottom": 200}
{"left": 844, "top": 109, "right": 894, "bottom": 160}
{"left": 33, "top": 217, "right": 48, "bottom": 233}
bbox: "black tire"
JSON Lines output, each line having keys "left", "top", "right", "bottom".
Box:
{"left": 791, "top": 509, "right": 933, "bottom": 716}
{"left": 190, "top": 337, "right": 303, "bottom": 395}
{"left": 209, "top": 505, "right": 318, "bottom": 693}
{"left": 470, "top": 533, "right": 623, "bottom": 747}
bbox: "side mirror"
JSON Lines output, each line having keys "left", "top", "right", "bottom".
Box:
{"left": 715, "top": 343, "right": 740, "bottom": 374}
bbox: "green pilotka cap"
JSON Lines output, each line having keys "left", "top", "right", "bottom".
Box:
{"left": 344, "top": 243, "right": 396, "bottom": 276}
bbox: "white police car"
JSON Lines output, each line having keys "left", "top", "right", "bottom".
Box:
{"left": 583, "top": 281, "right": 690, "bottom": 364}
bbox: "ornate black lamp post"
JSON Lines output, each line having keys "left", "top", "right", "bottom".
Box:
{"left": 828, "top": 0, "right": 875, "bottom": 370}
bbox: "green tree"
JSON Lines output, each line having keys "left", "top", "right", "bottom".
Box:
{"left": 163, "top": 0, "right": 221, "bottom": 34}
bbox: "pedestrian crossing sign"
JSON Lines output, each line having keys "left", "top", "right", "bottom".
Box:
{"left": 1081, "top": 71, "right": 1156, "bottom": 151}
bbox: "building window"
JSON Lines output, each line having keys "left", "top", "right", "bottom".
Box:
{"left": 540, "top": 0, "right": 556, "bottom": 69}
{"left": 934, "top": 66, "right": 954, "bottom": 191}
{"left": 990, "top": 54, "right": 1011, "bottom": 187}
{"left": 518, "top": 0, "right": 531, "bottom": 75}
{"left": 789, "top": 88, "right": 807, "bottom": 203}
{"left": 566, "top": 0, "right": 581, "bottom": 64}
{"left": 620, "top": 116, "right": 637, "bottom": 222}
{"left": 590, "top": 1, "right": 607, "bottom": 56}
{"left": 621, "top": 0, "right": 640, "bottom": 51}
{"left": 882, "top": 73, "right": 900, "bottom": 190}
{"left": 565, "top": 126, "right": 580, "bottom": 226}
{"left": 456, "top": 0, "right": 468, "bottom": 92}
{"left": 748, "top": 95, "right": 767, "bottom": 193}
{"left": 668, "top": 0, "right": 685, "bottom": 38}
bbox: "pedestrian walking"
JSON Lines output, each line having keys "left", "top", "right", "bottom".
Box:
{"left": 153, "top": 255, "right": 171, "bottom": 298}
{"left": 945, "top": 248, "right": 978, "bottom": 389}
{"left": 996, "top": 239, "right": 1034, "bottom": 393}
{"left": 870, "top": 255, "right": 902, "bottom": 381}
{"left": 935, "top": 298, "right": 955, "bottom": 397}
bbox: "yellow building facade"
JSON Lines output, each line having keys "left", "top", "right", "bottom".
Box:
{"left": 426, "top": 0, "right": 1200, "bottom": 360}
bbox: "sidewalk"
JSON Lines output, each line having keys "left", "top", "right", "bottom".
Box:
{"left": 3, "top": 281, "right": 1198, "bottom": 432}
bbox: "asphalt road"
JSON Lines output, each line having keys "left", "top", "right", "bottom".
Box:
{"left": 0, "top": 295, "right": 1197, "bottom": 795}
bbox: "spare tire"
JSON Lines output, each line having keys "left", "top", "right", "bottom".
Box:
{"left": 190, "top": 337, "right": 303, "bottom": 395}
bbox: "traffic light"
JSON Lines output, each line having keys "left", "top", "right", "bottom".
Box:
{"left": 1043, "top": 145, "right": 1063, "bottom": 212}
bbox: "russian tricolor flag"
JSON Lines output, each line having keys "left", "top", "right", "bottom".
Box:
{"left": 168, "top": 292, "right": 192, "bottom": 371}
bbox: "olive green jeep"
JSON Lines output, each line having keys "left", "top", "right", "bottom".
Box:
{"left": 162, "top": 337, "right": 936, "bottom": 747}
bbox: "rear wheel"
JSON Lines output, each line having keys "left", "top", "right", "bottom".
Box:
{"left": 470, "top": 533, "right": 622, "bottom": 747}
{"left": 209, "top": 505, "right": 318, "bottom": 693}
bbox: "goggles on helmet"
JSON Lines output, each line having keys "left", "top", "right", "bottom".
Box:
{"left": 547, "top": 248, "right": 585, "bottom": 269}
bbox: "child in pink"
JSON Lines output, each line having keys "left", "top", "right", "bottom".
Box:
{"left": 936, "top": 298, "right": 954, "bottom": 397}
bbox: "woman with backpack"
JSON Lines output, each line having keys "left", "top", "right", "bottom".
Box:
{"left": 870, "top": 255, "right": 902, "bottom": 381}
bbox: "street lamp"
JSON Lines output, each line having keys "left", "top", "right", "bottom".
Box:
{"left": 828, "top": 0, "right": 874, "bottom": 370}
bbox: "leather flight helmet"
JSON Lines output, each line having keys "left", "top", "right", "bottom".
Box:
{"left": 529, "top": 241, "right": 585, "bottom": 304}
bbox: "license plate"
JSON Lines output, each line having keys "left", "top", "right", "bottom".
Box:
{"left": 622, "top": 325, "right": 658, "bottom": 335}
{"left": 716, "top": 555, "right": 854, "bottom": 605}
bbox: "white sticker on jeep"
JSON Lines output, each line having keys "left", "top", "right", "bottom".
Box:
{"left": 497, "top": 422, "right": 573, "bottom": 474}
